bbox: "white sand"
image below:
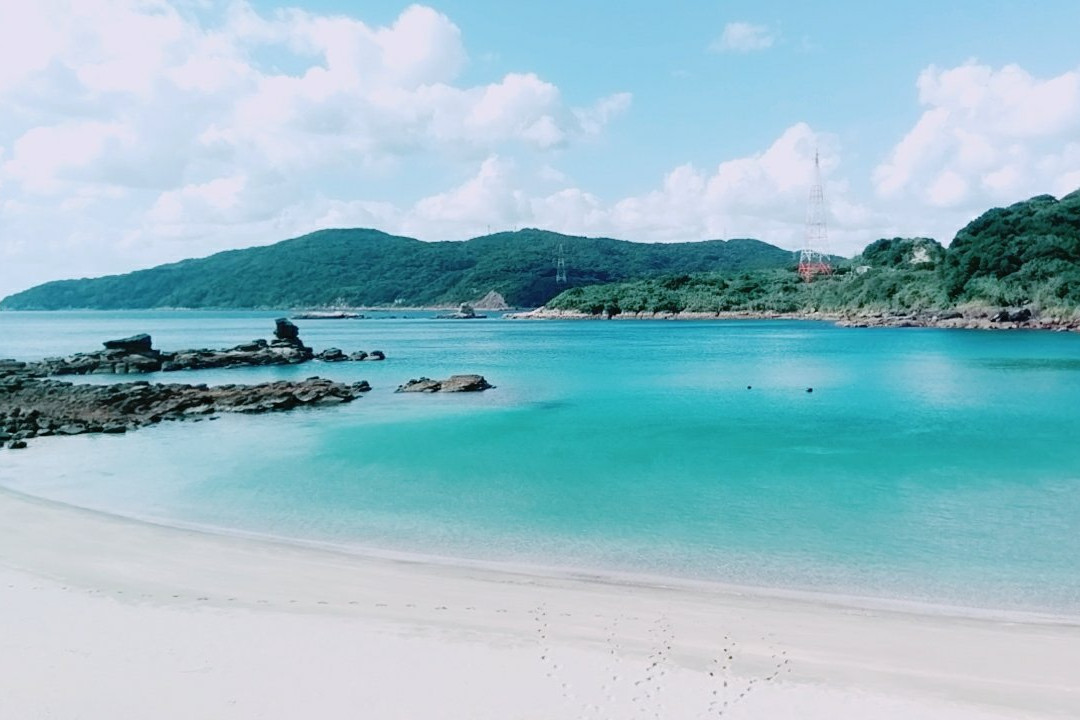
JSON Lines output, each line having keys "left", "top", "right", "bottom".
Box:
{"left": 0, "top": 487, "right": 1077, "bottom": 719}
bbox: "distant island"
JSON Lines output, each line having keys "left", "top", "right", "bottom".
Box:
{"left": 0, "top": 230, "right": 799, "bottom": 310}
{"left": 541, "top": 190, "right": 1080, "bottom": 325}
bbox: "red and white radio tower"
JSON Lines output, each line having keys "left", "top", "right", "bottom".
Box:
{"left": 797, "top": 151, "right": 833, "bottom": 282}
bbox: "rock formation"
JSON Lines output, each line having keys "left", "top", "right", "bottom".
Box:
{"left": 0, "top": 359, "right": 371, "bottom": 450}
{"left": 435, "top": 303, "right": 486, "bottom": 320}
{"left": 395, "top": 375, "right": 493, "bottom": 393}
{"left": 22, "top": 321, "right": 385, "bottom": 376}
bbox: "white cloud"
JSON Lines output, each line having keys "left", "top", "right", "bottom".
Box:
{"left": 0, "top": 1, "right": 633, "bottom": 296}
{"left": 148, "top": 175, "right": 248, "bottom": 225}
{"left": 351, "top": 124, "right": 878, "bottom": 257}
{"left": 2, "top": 6, "right": 1077, "bottom": 305}
{"left": 710, "top": 22, "right": 777, "bottom": 54}
{"left": 874, "top": 62, "right": 1080, "bottom": 212}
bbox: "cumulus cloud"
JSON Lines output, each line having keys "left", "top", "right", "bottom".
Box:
{"left": 354, "top": 124, "right": 878, "bottom": 258}
{"left": 710, "top": 22, "right": 777, "bottom": 53}
{"left": 1, "top": 5, "right": 1077, "bottom": 304}
{"left": 0, "top": 0, "right": 631, "bottom": 296}
{"left": 874, "top": 62, "right": 1080, "bottom": 209}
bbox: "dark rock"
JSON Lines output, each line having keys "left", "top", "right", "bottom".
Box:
{"left": 349, "top": 351, "right": 369, "bottom": 361}
{"left": 396, "top": 377, "right": 441, "bottom": 393}
{"left": 316, "top": 348, "right": 348, "bottom": 362}
{"left": 352, "top": 381, "right": 372, "bottom": 392}
{"left": 1010, "top": 308, "right": 1033, "bottom": 323}
{"left": 8, "top": 440, "right": 27, "bottom": 450}
{"left": 435, "top": 303, "right": 487, "bottom": 320}
{"left": 274, "top": 318, "right": 301, "bottom": 342}
{"left": 103, "top": 333, "right": 154, "bottom": 353}
{"left": 0, "top": 373, "right": 370, "bottom": 450}
{"left": 367, "top": 350, "right": 386, "bottom": 361}
{"left": 396, "top": 374, "right": 493, "bottom": 393}
{"left": 990, "top": 310, "right": 1012, "bottom": 323}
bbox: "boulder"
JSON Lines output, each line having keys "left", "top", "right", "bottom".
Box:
{"left": 349, "top": 351, "right": 369, "bottom": 361}
{"left": 367, "top": 350, "right": 386, "bottom": 361}
{"left": 439, "top": 374, "right": 494, "bottom": 392}
{"left": 103, "top": 333, "right": 154, "bottom": 353}
{"left": 396, "top": 377, "right": 441, "bottom": 393}
{"left": 396, "top": 374, "right": 493, "bottom": 393}
{"left": 274, "top": 318, "right": 301, "bottom": 342}
{"left": 316, "top": 348, "right": 348, "bottom": 362}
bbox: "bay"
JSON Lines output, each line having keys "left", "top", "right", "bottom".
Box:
{"left": 2, "top": 310, "right": 1079, "bottom": 614}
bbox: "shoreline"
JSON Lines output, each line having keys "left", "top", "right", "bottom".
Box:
{"left": 5, "top": 305, "right": 1079, "bottom": 332}
{"left": 2, "top": 485, "right": 1078, "bottom": 718}
{"left": 507, "top": 306, "right": 1080, "bottom": 331}
{"left": 8, "top": 483, "right": 1075, "bottom": 627}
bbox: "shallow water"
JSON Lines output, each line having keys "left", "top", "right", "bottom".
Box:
{"left": 2, "top": 311, "right": 1079, "bottom": 614}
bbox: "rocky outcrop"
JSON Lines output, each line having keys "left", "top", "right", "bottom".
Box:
{"left": 435, "top": 303, "right": 486, "bottom": 320}
{"left": 274, "top": 317, "right": 303, "bottom": 344}
{"left": 315, "top": 348, "right": 347, "bottom": 362}
{"left": 0, "top": 361, "right": 371, "bottom": 450}
{"left": 835, "top": 307, "right": 1077, "bottom": 331}
{"left": 103, "top": 333, "right": 154, "bottom": 353}
{"left": 395, "top": 374, "right": 493, "bottom": 393}
{"left": 24, "top": 322, "right": 387, "bottom": 376}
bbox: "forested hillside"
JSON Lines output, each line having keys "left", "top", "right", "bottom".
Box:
{"left": 547, "top": 190, "right": 1080, "bottom": 316}
{"left": 0, "top": 229, "right": 795, "bottom": 310}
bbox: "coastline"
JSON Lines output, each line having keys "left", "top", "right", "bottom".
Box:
{"left": 2, "top": 486, "right": 1077, "bottom": 719}
{"left": 507, "top": 306, "right": 1080, "bottom": 331}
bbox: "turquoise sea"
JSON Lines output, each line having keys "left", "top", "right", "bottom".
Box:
{"left": 2, "top": 311, "right": 1079, "bottom": 615}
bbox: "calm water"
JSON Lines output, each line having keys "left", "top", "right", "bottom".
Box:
{"left": 2, "top": 311, "right": 1079, "bottom": 614}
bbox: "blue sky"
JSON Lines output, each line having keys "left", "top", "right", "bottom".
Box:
{"left": 1, "top": 1, "right": 1079, "bottom": 297}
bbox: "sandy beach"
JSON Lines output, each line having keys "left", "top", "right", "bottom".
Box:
{"left": 0, "top": 486, "right": 1077, "bottom": 720}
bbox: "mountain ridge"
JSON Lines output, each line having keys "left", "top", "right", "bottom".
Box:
{"left": 0, "top": 228, "right": 807, "bottom": 310}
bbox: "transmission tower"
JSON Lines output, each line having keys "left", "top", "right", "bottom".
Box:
{"left": 798, "top": 151, "right": 833, "bottom": 282}
{"left": 555, "top": 243, "right": 568, "bottom": 284}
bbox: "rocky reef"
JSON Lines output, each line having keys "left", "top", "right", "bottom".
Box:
{"left": 24, "top": 319, "right": 385, "bottom": 376}
{"left": 0, "top": 360, "right": 370, "bottom": 450}
{"left": 396, "top": 375, "right": 494, "bottom": 393}
{"left": 0, "top": 319, "right": 386, "bottom": 450}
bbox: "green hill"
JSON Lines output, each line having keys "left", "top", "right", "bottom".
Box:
{"left": 546, "top": 190, "right": 1080, "bottom": 316}
{"left": 0, "top": 228, "right": 798, "bottom": 310}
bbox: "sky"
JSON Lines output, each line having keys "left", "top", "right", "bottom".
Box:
{"left": 1, "top": 1, "right": 1080, "bottom": 298}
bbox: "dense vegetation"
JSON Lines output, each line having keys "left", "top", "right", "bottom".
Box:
{"left": 547, "top": 190, "right": 1080, "bottom": 317}
{"left": 0, "top": 229, "right": 796, "bottom": 310}
{"left": 5, "top": 190, "right": 1077, "bottom": 314}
